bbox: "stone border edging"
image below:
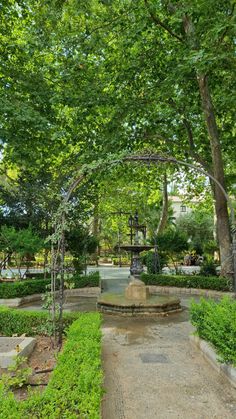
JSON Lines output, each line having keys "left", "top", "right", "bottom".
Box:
{"left": 190, "top": 334, "right": 236, "bottom": 389}
{"left": 0, "top": 337, "right": 36, "bottom": 368}
{"left": 148, "top": 285, "right": 234, "bottom": 299}
{"left": 0, "top": 287, "right": 100, "bottom": 308}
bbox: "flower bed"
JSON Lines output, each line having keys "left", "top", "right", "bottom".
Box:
{"left": 141, "top": 273, "right": 232, "bottom": 292}
{"left": 0, "top": 313, "right": 103, "bottom": 418}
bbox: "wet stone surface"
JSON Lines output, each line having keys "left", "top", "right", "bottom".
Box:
{"left": 102, "top": 312, "right": 236, "bottom": 419}
{"left": 139, "top": 353, "right": 170, "bottom": 364}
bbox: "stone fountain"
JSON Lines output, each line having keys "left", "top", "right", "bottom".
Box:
{"left": 97, "top": 211, "right": 181, "bottom": 315}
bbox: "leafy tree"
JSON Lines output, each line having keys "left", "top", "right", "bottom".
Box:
{"left": 0, "top": 225, "right": 43, "bottom": 277}
{"left": 155, "top": 228, "right": 189, "bottom": 272}
{"left": 176, "top": 210, "right": 215, "bottom": 255}
{"left": 66, "top": 227, "right": 98, "bottom": 273}
{"left": 87, "top": 0, "right": 235, "bottom": 276}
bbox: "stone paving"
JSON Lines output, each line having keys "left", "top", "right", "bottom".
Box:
{"left": 99, "top": 267, "right": 236, "bottom": 419}
{"left": 102, "top": 312, "right": 236, "bottom": 419}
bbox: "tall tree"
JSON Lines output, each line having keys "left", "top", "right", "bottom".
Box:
{"left": 89, "top": 0, "right": 235, "bottom": 276}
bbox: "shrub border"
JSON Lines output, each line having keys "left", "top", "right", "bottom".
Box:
{"left": 0, "top": 313, "right": 103, "bottom": 418}
{"left": 141, "top": 273, "right": 232, "bottom": 292}
{"left": 0, "top": 272, "right": 100, "bottom": 300}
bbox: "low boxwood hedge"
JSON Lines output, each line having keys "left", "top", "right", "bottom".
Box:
{"left": 0, "top": 279, "right": 51, "bottom": 299}
{"left": 69, "top": 271, "right": 100, "bottom": 288}
{"left": 140, "top": 273, "right": 232, "bottom": 291}
{"left": 0, "top": 306, "right": 80, "bottom": 336}
{"left": 0, "top": 313, "right": 103, "bottom": 418}
{"left": 190, "top": 297, "right": 236, "bottom": 367}
{"left": 0, "top": 272, "right": 100, "bottom": 299}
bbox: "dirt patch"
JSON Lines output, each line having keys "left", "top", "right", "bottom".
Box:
{"left": 0, "top": 336, "right": 60, "bottom": 401}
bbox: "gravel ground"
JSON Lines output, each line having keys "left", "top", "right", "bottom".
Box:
{"left": 102, "top": 310, "right": 236, "bottom": 419}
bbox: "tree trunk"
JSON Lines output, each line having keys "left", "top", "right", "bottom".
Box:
{"left": 157, "top": 172, "right": 168, "bottom": 235}
{"left": 182, "top": 14, "right": 233, "bottom": 277}
{"left": 92, "top": 196, "right": 100, "bottom": 264}
{"left": 197, "top": 74, "right": 232, "bottom": 276}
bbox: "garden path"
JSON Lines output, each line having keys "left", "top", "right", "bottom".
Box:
{"left": 102, "top": 310, "right": 236, "bottom": 419}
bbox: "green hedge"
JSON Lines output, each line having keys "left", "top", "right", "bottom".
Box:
{"left": 190, "top": 297, "right": 236, "bottom": 366}
{"left": 0, "top": 279, "right": 51, "bottom": 298}
{"left": 112, "top": 257, "right": 130, "bottom": 266}
{"left": 0, "top": 306, "right": 80, "bottom": 336}
{"left": 0, "top": 272, "right": 100, "bottom": 299}
{"left": 69, "top": 271, "right": 100, "bottom": 288}
{"left": 141, "top": 273, "right": 232, "bottom": 291}
{"left": 0, "top": 313, "right": 103, "bottom": 418}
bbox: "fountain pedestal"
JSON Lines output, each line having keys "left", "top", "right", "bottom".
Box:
{"left": 125, "top": 278, "right": 149, "bottom": 301}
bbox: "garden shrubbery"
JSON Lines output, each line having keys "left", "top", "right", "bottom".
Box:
{"left": 112, "top": 257, "right": 130, "bottom": 266}
{"left": 0, "top": 279, "right": 51, "bottom": 299}
{"left": 0, "top": 272, "right": 100, "bottom": 299}
{"left": 141, "top": 273, "right": 232, "bottom": 291}
{"left": 68, "top": 271, "right": 100, "bottom": 288}
{"left": 0, "top": 306, "right": 79, "bottom": 336}
{"left": 190, "top": 297, "right": 236, "bottom": 366}
{"left": 141, "top": 251, "right": 167, "bottom": 274}
{"left": 0, "top": 313, "right": 103, "bottom": 418}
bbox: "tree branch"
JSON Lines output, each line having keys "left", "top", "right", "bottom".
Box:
{"left": 218, "top": 3, "right": 235, "bottom": 44}
{"left": 144, "top": 0, "right": 183, "bottom": 42}
{"left": 167, "top": 97, "right": 212, "bottom": 173}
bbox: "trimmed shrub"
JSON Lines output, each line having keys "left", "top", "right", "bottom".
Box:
{"left": 0, "top": 272, "right": 100, "bottom": 299}
{"left": 0, "top": 306, "right": 79, "bottom": 336}
{"left": 112, "top": 257, "right": 130, "bottom": 266}
{"left": 0, "top": 279, "right": 51, "bottom": 299}
{"left": 70, "top": 271, "right": 100, "bottom": 288}
{"left": 190, "top": 297, "right": 236, "bottom": 366}
{"left": 0, "top": 313, "right": 103, "bottom": 418}
{"left": 141, "top": 273, "right": 232, "bottom": 291}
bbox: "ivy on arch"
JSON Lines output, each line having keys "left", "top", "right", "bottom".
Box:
{"left": 50, "top": 152, "right": 236, "bottom": 345}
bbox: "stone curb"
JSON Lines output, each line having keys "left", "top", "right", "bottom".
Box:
{"left": 0, "top": 287, "right": 100, "bottom": 308}
{"left": 148, "top": 285, "right": 234, "bottom": 299}
{"left": 190, "top": 334, "right": 236, "bottom": 389}
{"left": 0, "top": 337, "right": 36, "bottom": 368}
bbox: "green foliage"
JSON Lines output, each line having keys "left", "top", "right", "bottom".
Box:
{"left": 0, "top": 279, "right": 51, "bottom": 298}
{"left": 191, "top": 298, "right": 236, "bottom": 366}
{"left": 0, "top": 225, "right": 43, "bottom": 256}
{"left": 0, "top": 280, "right": 51, "bottom": 299}
{"left": 155, "top": 229, "right": 189, "bottom": 255}
{"left": 1, "top": 357, "right": 32, "bottom": 389}
{"left": 112, "top": 257, "right": 130, "bottom": 266}
{"left": 66, "top": 271, "right": 100, "bottom": 288}
{"left": 0, "top": 313, "right": 103, "bottom": 418}
{"left": 66, "top": 227, "right": 98, "bottom": 256}
{"left": 0, "top": 307, "right": 79, "bottom": 337}
{"left": 141, "top": 273, "right": 232, "bottom": 291}
{"left": 153, "top": 229, "right": 189, "bottom": 271}
{"left": 176, "top": 210, "right": 215, "bottom": 255}
{"left": 0, "top": 272, "right": 100, "bottom": 299}
{"left": 66, "top": 227, "right": 99, "bottom": 273}
{"left": 199, "top": 258, "right": 217, "bottom": 277}
{"left": 141, "top": 251, "right": 167, "bottom": 274}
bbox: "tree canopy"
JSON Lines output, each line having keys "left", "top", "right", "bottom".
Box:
{"left": 0, "top": 0, "right": 235, "bottom": 274}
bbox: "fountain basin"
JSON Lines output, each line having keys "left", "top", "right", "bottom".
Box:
{"left": 97, "top": 292, "right": 181, "bottom": 315}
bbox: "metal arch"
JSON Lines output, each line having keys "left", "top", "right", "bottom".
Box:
{"left": 61, "top": 152, "right": 236, "bottom": 291}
